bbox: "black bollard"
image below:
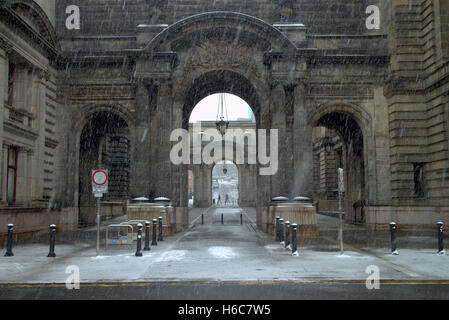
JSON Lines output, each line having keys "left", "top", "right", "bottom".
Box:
{"left": 47, "top": 224, "right": 56, "bottom": 258}
{"left": 437, "top": 222, "right": 444, "bottom": 254}
{"left": 221, "top": 213, "right": 224, "bottom": 225}
{"left": 151, "top": 219, "right": 158, "bottom": 246}
{"left": 158, "top": 217, "right": 164, "bottom": 241}
{"left": 240, "top": 213, "right": 243, "bottom": 225}
{"left": 291, "top": 223, "right": 298, "bottom": 256}
{"left": 285, "top": 221, "right": 291, "bottom": 249}
{"left": 279, "top": 219, "right": 284, "bottom": 244}
{"left": 135, "top": 223, "right": 143, "bottom": 257}
{"left": 4, "top": 224, "right": 14, "bottom": 257}
{"left": 275, "top": 216, "right": 280, "bottom": 241}
{"left": 201, "top": 214, "right": 204, "bottom": 225}
{"left": 390, "top": 222, "right": 398, "bottom": 255}
{"left": 144, "top": 221, "right": 151, "bottom": 251}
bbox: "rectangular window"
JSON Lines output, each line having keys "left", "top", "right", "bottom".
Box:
{"left": 413, "top": 163, "right": 425, "bottom": 198}
{"left": 8, "top": 63, "right": 15, "bottom": 106}
{"left": 6, "top": 147, "right": 17, "bottom": 204}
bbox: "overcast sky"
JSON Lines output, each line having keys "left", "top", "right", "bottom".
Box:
{"left": 189, "top": 93, "right": 253, "bottom": 123}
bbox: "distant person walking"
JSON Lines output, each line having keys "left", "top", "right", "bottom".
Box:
{"left": 217, "top": 194, "right": 222, "bottom": 205}
{"left": 225, "top": 194, "right": 229, "bottom": 205}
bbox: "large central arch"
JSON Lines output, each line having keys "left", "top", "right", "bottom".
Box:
{"left": 135, "top": 11, "right": 306, "bottom": 232}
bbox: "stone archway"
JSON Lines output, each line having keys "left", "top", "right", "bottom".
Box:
{"left": 133, "top": 11, "right": 310, "bottom": 233}
{"left": 77, "top": 111, "right": 131, "bottom": 226}
{"left": 310, "top": 108, "right": 369, "bottom": 224}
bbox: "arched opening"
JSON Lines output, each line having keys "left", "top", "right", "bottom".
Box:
{"left": 78, "top": 112, "right": 130, "bottom": 226}
{"left": 212, "top": 160, "right": 239, "bottom": 207}
{"left": 312, "top": 112, "right": 366, "bottom": 224}
{"left": 186, "top": 88, "right": 257, "bottom": 211}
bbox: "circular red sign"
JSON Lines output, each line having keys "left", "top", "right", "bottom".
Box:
{"left": 92, "top": 170, "right": 108, "bottom": 186}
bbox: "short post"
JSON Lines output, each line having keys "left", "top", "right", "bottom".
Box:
{"left": 275, "top": 216, "right": 280, "bottom": 241}
{"left": 4, "top": 224, "right": 14, "bottom": 257}
{"left": 221, "top": 213, "right": 224, "bottom": 225}
{"left": 240, "top": 213, "right": 243, "bottom": 225}
{"left": 151, "top": 219, "right": 158, "bottom": 246}
{"left": 437, "top": 222, "right": 444, "bottom": 254}
{"left": 201, "top": 214, "right": 204, "bottom": 225}
{"left": 279, "top": 218, "right": 284, "bottom": 245}
{"left": 390, "top": 222, "right": 398, "bottom": 255}
{"left": 47, "top": 224, "right": 56, "bottom": 258}
{"left": 144, "top": 221, "right": 151, "bottom": 251}
{"left": 291, "top": 223, "right": 298, "bottom": 256}
{"left": 285, "top": 221, "right": 291, "bottom": 249}
{"left": 158, "top": 216, "right": 164, "bottom": 241}
{"left": 135, "top": 223, "right": 143, "bottom": 257}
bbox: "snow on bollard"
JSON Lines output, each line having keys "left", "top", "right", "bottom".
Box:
{"left": 4, "top": 224, "right": 14, "bottom": 257}
{"left": 279, "top": 218, "right": 284, "bottom": 245}
{"left": 47, "top": 224, "right": 56, "bottom": 258}
{"left": 285, "top": 221, "right": 291, "bottom": 249}
{"left": 390, "top": 222, "right": 398, "bottom": 255}
{"left": 437, "top": 222, "right": 445, "bottom": 254}
{"left": 144, "top": 221, "right": 151, "bottom": 251}
{"left": 151, "top": 219, "right": 158, "bottom": 246}
{"left": 135, "top": 223, "right": 143, "bottom": 257}
{"left": 275, "top": 216, "right": 280, "bottom": 241}
{"left": 158, "top": 216, "right": 164, "bottom": 241}
{"left": 291, "top": 223, "right": 298, "bottom": 256}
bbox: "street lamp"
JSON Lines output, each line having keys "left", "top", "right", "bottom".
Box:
{"left": 216, "top": 93, "right": 229, "bottom": 174}
{"left": 323, "top": 136, "right": 334, "bottom": 154}
{"left": 215, "top": 93, "right": 229, "bottom": 137}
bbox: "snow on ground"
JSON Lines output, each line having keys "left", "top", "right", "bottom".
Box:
{"left": 207, "top": 246, "right": 237, "bottom": 260}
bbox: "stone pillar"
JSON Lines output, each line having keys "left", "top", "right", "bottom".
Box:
{"left": 0, "top": 41, "right": 10, "bottom": 202}
{"left": 1, "top": 145, "right": 8, "bottom": 203}
{"left": 293, "top": 82, "right": 313, "bottom": 197}
{"left": 171, "top": 94, "right": 184, "bottom": 207}
{"left": 31, "top": 70, "right": 47, "bottom": 201}
{"left": 150, "top": 79, "right": 173, "bottom": 199}
{"left": 130, "top": 82, "right": 151, "bottom": 197}
{"left": 270, "top": 83, "right": 287, "bottom": 197}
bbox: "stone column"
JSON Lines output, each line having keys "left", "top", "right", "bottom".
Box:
{"left": 150, "top": 79, "right": 173, "bottom": 199}
{"left": 293, "top": 82, "right": 313, "bottom": 197}
{"left": 1, "top": 145, "right": 8, "bottom": 203}
{"left": 130, "top": 82, "right": 151, "bottom": 197}
{"left": 270, "top": 83, "right": 287, "bottom": 197}
{"left": 0, "top": 42, "right": 10, "bottom": 202}
{"left": 31, "top": 70, "right": 47, "bottom": 201}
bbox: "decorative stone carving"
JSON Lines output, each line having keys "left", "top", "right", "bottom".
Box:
{"left": 184, "top": 40, "right": 258, "bottom": 76}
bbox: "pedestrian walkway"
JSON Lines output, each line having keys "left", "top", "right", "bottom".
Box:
{"left": 0, "top": 207, "right": 448, "bottom": 284}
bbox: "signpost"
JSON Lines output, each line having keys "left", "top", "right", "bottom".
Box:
{"left": 92, "top": 169, "right": 108, "bottom": 256}
{"left": 337, "top": 168, "right": 344, "bottom": 255}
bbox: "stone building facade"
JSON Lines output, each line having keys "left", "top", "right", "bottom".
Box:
{"left": 1, "top": 0, "right": 449, "bottom": 241}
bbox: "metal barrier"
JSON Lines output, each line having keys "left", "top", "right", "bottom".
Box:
{"left": 106, "top": 224, "right": 134, "bottom": 249}
{"left": 120, "top": 220, "right": 148, "bottom": 241}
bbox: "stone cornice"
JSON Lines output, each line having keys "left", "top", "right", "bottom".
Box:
{"left": 0, "top": 5, "right": 60, "bottom": 62}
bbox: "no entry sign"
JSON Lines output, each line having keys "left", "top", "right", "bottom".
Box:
{"left": 92, "top": 169, "right": 108, "bottom": 196}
